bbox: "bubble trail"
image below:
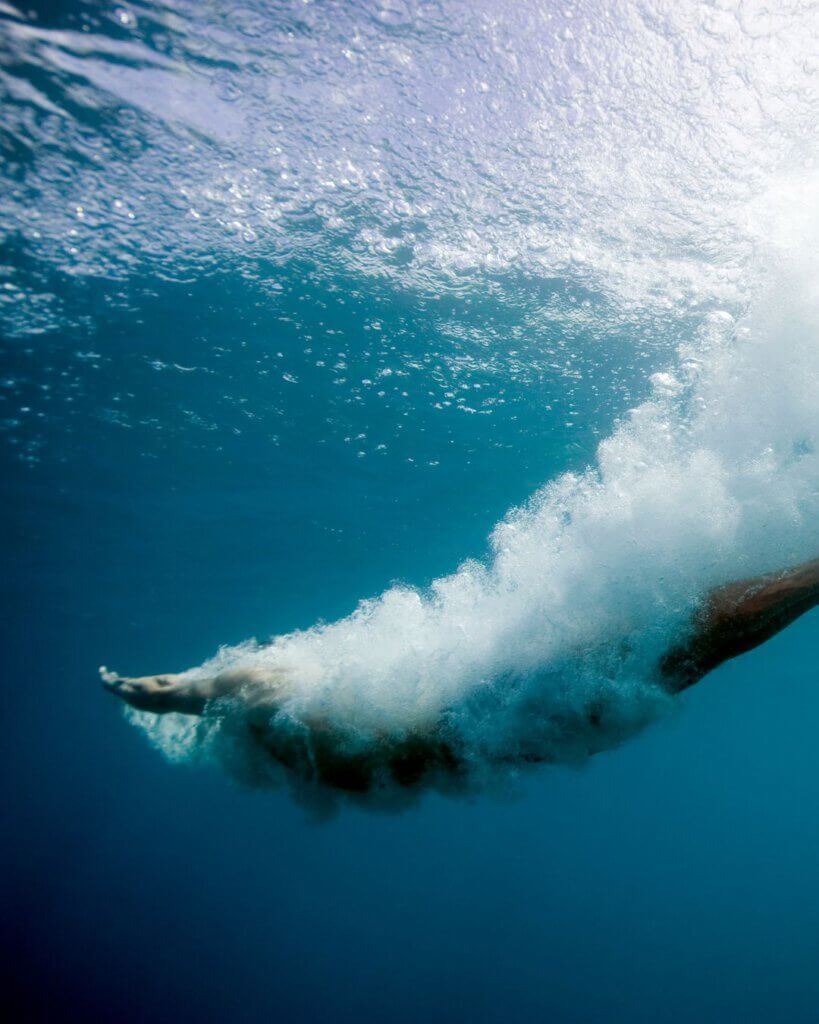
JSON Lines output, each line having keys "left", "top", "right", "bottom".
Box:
{"left": 2, "top": 1, "right": 819, "bottom": 804}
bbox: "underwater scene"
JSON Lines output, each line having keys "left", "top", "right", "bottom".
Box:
{"left": 3, "top": 1, "right": 819, "bottom": 1020}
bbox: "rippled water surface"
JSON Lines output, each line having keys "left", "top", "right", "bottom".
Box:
{"left": 4, "top": 1, "right": 819, "bottom": 1020}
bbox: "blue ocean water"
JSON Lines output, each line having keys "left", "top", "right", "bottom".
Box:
{"left": 4, "top": 1, "right": 819, "bottom": 1020}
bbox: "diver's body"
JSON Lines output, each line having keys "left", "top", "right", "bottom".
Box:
{"left": 102, "top": 555, "right": 819, "bottom": 791}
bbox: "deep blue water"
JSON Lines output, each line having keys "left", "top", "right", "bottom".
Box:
{"left": 6, "top": 277, "right": 819, "bottom": 1023}
{"left": 4, "top": 2, "right": 819, "bottom": 1021}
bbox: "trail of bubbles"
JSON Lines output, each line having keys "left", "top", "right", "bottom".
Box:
{"left": 132, "top": 227, "right": 819, "bottom": 800}
{"left": 3, "top": 1, "right": 819, "bottom": 800}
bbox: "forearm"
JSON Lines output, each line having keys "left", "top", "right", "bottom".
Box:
{"left": 661, "top": 556, "right": 819, "bottom": 691}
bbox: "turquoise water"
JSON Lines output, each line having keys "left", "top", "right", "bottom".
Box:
{"left": 4, "top": 0, "right": 819, "bottom": 1019}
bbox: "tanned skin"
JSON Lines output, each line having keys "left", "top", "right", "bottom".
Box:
{"left": 659, "top": 556, "right": 819, "bottom": 692}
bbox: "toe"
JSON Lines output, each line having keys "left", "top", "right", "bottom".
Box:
{"left": 101, "top": 680, "right": 122, "bottom": 695}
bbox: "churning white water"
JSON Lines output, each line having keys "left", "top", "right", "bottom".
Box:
{"left": 3, "top": 0, "right": 818, "bottom": 797}
{"left": 127, "top": 1, "right": 819, "bottom": 793}
{"left": 134, "top": 245, "right": 819, "bottom": 792}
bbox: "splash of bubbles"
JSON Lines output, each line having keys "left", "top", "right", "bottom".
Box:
{"left": 132, "top": 238, "right": 819, "bottom": 804}
{"left": 3, "top": 1, "right": 819, "bottom": 803}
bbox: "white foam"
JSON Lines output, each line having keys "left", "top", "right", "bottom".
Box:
{"left": 131, "top": 233, "right": 819, "bottom": 791}
{"left": 113, "top": 1, "right": 819, "bottom": 797}
{"left": 6, "top": 0, "right": 818, "bottom": 794}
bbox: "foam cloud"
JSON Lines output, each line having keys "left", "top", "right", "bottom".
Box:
{"left": 131, "top": 251, "right": 819, "bottom": 804}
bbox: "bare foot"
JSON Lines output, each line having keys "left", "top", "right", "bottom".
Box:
{"left": 100, "top": 666, "right": 199, "bottom": 714}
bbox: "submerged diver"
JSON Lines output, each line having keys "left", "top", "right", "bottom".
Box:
{"left": 101, "top": 555, "right": 819, "bottom": 793}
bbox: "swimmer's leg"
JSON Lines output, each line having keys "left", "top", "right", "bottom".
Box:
{"left": 661, "top": 556, "right": 819, "bottom": 691}
{"left": 100, "top": 665, "right": 281, "bottom": 716}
